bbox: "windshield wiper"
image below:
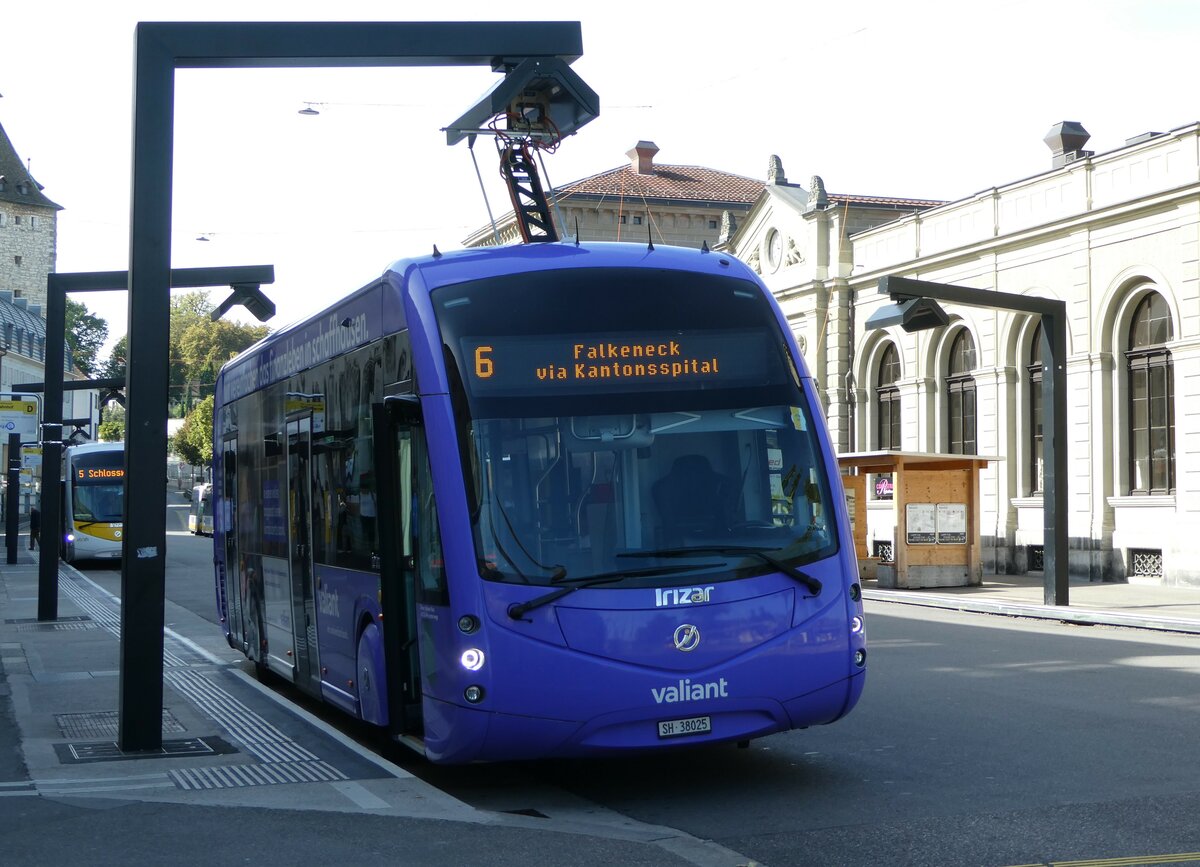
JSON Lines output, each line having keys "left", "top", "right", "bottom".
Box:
{"left": 507, "top": 563, "right": 712, "bottom": 620}
{"left": 619, "top": 546, "right": 822, "bottom": 596}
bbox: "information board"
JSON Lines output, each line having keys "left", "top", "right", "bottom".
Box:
{"left": 0, "top": 395, "right": 40, "bottom": 443}
{"left": 936, "top": 503, "right": 967, "bottom": 544}
{"left": 906, "top": 502, "right": 936, "bottom": 544}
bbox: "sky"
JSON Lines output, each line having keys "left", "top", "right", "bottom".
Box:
{"left": 2, "top": 0, "right": 1198, "bottom": 355}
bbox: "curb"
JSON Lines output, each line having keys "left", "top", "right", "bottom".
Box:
{"left": 862, "top": 589, "right": 1200, "bottom": 636}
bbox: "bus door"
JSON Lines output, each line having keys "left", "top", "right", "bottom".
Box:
{"left": 374, "top": 397, "right": 424, "bottom": 735}
{"left": 220, "top": 436, "right": 245, "bottom": 652}
{"left": 286, "top": 414, "right": 321, "bottom": 694}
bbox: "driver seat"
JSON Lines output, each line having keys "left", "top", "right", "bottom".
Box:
{"left": 653, "top": 454, "right": 736, "bottom": 546}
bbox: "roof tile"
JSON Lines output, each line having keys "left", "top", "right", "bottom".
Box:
{"left": 554, "top": 164, "right": 764, "bottom": 205}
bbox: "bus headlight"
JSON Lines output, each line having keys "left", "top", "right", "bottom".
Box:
{"left": 464, "top": 685, "right": 485, "bottom": 703}
{"left": 460, "top": 648, "right": 485, "bottom": 671}
{"left": 851, "top": 616, "right": 864, "bottom": 634}
{"left": 853, "top": 649, "right": 867, "bottom": 667}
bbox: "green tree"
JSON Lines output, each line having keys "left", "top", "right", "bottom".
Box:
{"left": 98, "top": 404, "right": 125, "bottom": 442}
{"left": 168, "top": 291, "right": 216, "bottom": 415}
{"left": 166, "top": 291, "right": 269, "bottom": 415}
{"left": 174, "top": 395, "right": 214, "bottom": 467}
{"left": 178, "top": 317, "right": 269, "bottom": 388}
{"left": 94, "top": 293, "right": 268, "bottom": 418}
{"left": 99, "top": 334, "right": 128, "bottom": 380}
{"left": 65, "top": 298, "right": 109, "bottom": 375}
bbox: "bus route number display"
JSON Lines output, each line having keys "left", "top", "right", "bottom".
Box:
{"left": 462, "top": 331, "right": 770, "bottom": 395}
{"left": 77, "top": 467, "right": 125, "bottom": 482}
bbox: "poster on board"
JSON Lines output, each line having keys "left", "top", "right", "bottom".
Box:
{"left": 937, "top": 503, "right": 967, "bottom": 544}
{"left": 906, "top": 503, "right": 936, "bottom": 544}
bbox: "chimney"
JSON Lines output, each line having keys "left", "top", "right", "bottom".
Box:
{"left": 1044, "top": 121, "right": 1093, "bottom": 168}
{"left": 626, "top": 141, "right": 660, "bottom": 175}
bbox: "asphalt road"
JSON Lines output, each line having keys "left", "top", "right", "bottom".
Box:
{"left": 402, "top": 606, "right": 1200, "bottom": 866}
{"left": 75, "top": 500, "right": 1200, "bottom": 867}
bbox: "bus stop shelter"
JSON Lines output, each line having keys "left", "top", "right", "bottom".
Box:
{"left": 838, "top": 450, "right": 999, "bottom": 590}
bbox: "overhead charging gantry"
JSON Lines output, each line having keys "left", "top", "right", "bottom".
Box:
{"left": 44, "top": 21, "right": 600, "bottom": 755}
{"left": 444, "top": 57, "right": 599, "bottom": 243}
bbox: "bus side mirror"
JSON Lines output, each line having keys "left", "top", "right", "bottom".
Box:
{"left": 383, "top": 394, "right": 422, "bottom": 426}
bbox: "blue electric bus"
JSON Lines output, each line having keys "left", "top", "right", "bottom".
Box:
{"left": 213, "top": 241, "right": 866, "bottom": 764}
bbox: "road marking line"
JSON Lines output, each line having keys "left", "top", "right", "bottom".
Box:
{"left": 331, "top": 780, "right": 392, "bottom": 809}
{"left": 1004, "top": 854, "right": 1200, "bottom": 867}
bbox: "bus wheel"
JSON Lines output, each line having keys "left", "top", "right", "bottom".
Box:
{"left": 356, "top": 622, "right": 388, "bottom": 726}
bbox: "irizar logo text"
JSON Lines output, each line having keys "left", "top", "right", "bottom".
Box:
{"left": 652, "top": 677, "right": 729, "bottom": 704}
{"left": 655, "top": 586, "right": 714, "bottom": 607}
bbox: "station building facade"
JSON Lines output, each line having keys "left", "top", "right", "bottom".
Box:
{"left": 725, "top": 120, "right": 1200, "bottom": 586}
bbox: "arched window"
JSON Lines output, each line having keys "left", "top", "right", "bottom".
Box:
{"left": 1127, "top": 292, "right": 1174, "bottom": 494}
{"left": 946, "top": 329, "right": 976, "bottom": 454}
{"left": 1027, "top": 322, "right": 1043, "bottom": 494}
{"left": 876, "top": 344, "right": 901, "bottom": 450}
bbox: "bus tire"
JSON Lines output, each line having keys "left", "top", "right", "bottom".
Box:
{"left": 356, "top": 621, "right": 388, "bottom": 727}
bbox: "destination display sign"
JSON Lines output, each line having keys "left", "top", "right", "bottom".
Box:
{"left": 460, "top": 331, "right": 772, "bottom": 396}
{"left": 77, "top": 466, "right": 125, "bottom": 483}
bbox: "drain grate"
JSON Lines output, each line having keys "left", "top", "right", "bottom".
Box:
{"left": 56, "top": 709, "right": 186, "bottom": 740}
{"left": 54, "top": 735, "right": 238, "bottom": 765}
{"left": 8, "top": 616, "right": 95, "bottom": 632}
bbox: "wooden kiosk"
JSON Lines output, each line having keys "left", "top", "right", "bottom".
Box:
{"left": 838, "top": 451, "right": 998, "bottom": 589}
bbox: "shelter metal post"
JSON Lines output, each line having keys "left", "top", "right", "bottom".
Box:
{"left": 874, "top": 276, "right": 1069, "bottom": 606}
{"left": 121, "top": 20, "right": 589, "bottom": 752}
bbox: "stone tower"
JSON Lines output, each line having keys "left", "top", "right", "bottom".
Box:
{"left": 0, "top": 117, "right": 61, "bottom": 312}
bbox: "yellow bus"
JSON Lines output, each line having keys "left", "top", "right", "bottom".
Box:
{"left": 189, "top": 482, "right": 213, "bottom": 536}
{"left": 62, "top": 441, "right": 124, "bottom": 563}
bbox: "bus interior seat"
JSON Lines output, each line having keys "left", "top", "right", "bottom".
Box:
{"left": 653, "top": 454, "right": 735, "bottom": 545}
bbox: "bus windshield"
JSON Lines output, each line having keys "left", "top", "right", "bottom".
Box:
{"left": 71, "top": 451, "right": 125, "bottom": 523}
{"left": 434, "top": 266, "right": 839, "bottom": 588}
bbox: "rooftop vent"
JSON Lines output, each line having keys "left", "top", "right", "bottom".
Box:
{"left": 626, "top": 141, "right": 659, "bottom": 175}
{"left": 1044, "top": 121, "right": 1093, "bottom": 168}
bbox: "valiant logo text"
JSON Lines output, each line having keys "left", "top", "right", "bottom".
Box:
{"left": 655, "top": 586, "right": 714, "bottom": 607}
{"left": 318, "top": 585, "right": 340, "bottom": 618}
{"left": 652, "top": 677, "right": 730, "bottom": 704}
